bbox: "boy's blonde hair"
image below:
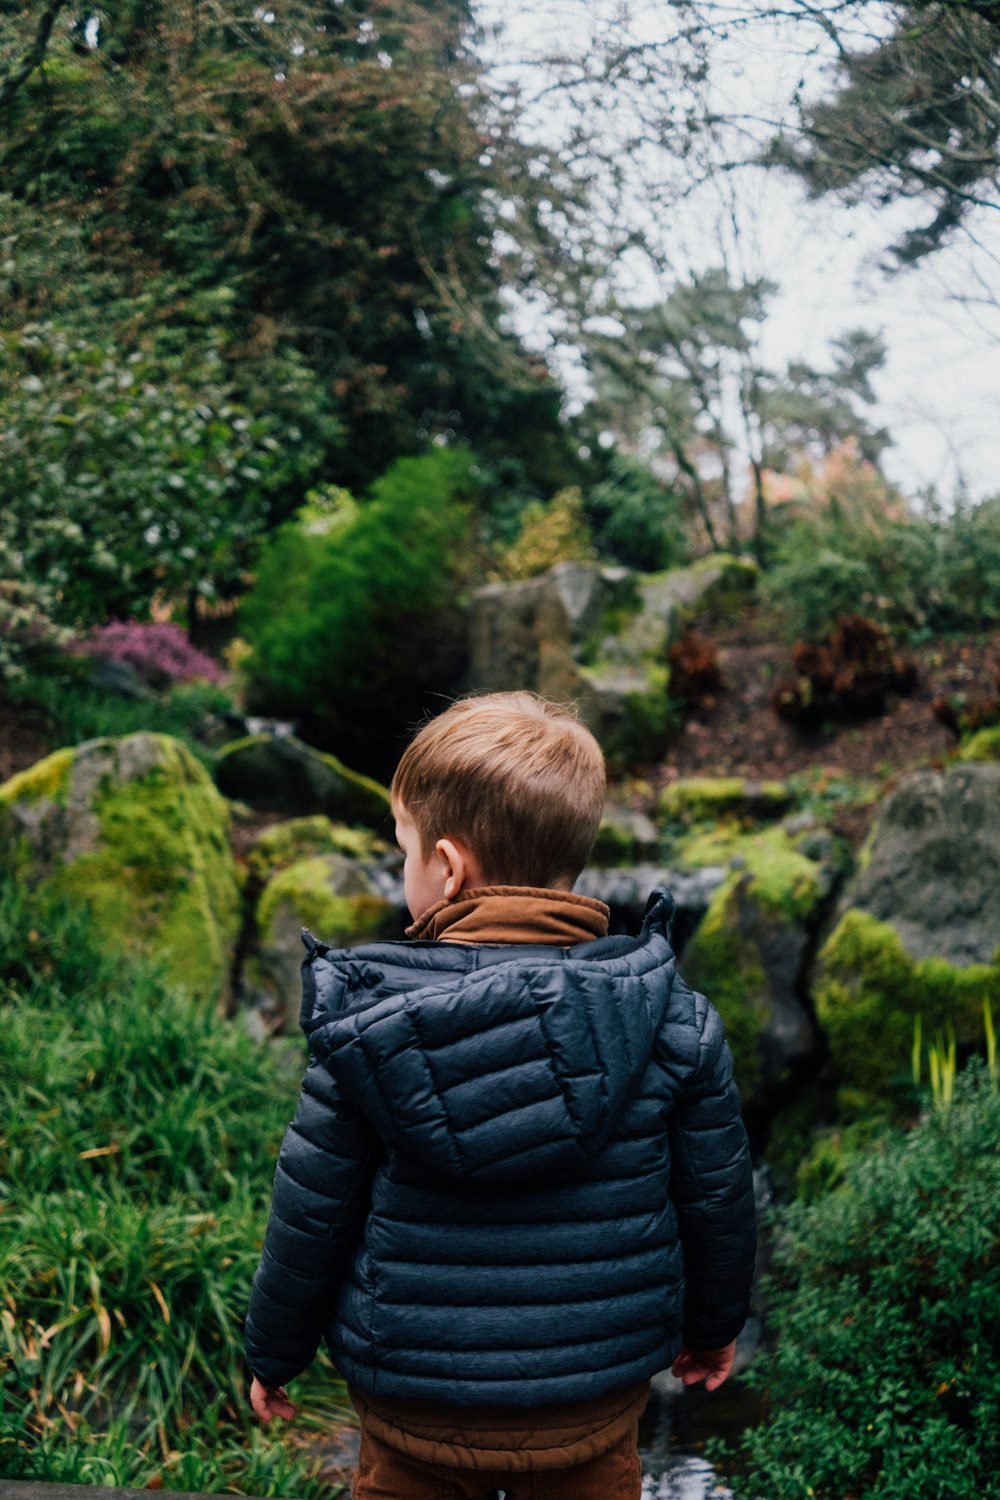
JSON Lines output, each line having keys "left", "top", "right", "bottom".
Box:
{"left": 391, "top": 692, "right": 606, "bottom": 888}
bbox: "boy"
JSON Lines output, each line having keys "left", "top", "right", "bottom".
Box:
{"left": 245, "top": 692, "right": 756, "bottom": 1499}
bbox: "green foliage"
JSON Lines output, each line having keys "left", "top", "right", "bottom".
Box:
{"left": 584, "top": 457, "right": 690, "bottom": 572}
{"left": 490, "top": 487, "right": 595, "bottom": 580}
{"left": 763, "top": 489, "right": 1000, "bottom": 641}
{"left": 0, "top": 2, "right": 579, "bottom": 494}
{"left": 241, "top": 449, "right": 474, "bottom": 761}
{"left": 0, "top": 315, "right": 321, "bottom": 629}
{"left": 0, "top": 873, "right": 337, "bottom": 1494}
{"left": 766, "top": 3, "right": 1000, "bottom": 267}
{"left": 718, "top": 1066, "right": 1000, "bottom": 1499}
{"left": 9, "top": 670, "right": 236, "bottom": 769}
{"left": 579, "top": 271, "right": 887, "bottom": 560}
{"left": 763, "top": 546, "right": 877, "bottom": 642}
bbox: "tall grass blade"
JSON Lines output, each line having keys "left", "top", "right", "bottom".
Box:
{"left": 985, "top": 999, "right": 997, "bottom": 1089}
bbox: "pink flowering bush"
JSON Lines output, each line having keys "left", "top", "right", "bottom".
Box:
{"left": 78, "top": 621, "right": 226, "bottom": 687}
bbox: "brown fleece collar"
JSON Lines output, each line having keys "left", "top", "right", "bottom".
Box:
{"left": 405, "top": 886, "right": 610, "bottom": 945}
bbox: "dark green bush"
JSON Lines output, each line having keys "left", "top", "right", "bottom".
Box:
{"left": 719, "top": 1066, "right": 1000, "bottom": 1499}
{"left": 762, "top": 545, "right": 878, "bottom": 641}
{"left": 241, "top": 449, "right": 475, "bottom": 767}
{"left": 9, "top": 668, "right": 238, "bottom": 767}
{"left": 763, "top": 492, "right": 1000, "bottom": 641}
{"left": 584, "top": 456, "right": 690, "bottom": 573}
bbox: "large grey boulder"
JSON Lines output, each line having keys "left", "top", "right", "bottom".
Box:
{"left": 573, "top": 864, "right": 728, "bottom": 950}
{"left": 836, "top": 762, "right": 1000, "bottom": 967}
{"left": 812, "top": 763, "right": 1000, "bottom": 1111}
{"left": 466, "top": 555, "right": 755, "bottom": 761}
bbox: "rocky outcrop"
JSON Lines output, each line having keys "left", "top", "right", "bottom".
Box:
{"left": 243, "top": 851, "right": 400, "bottom": 1030}
{"left": 242, "top": 815, "right": 390, "bottom": 888}
{"left": 215, "top": 732, "right": 391, "bottom": 829}
{"left": 813, "top": 763, "right": 1000, "bottom": 1111}
{"left": 466, "top": 555, "right": 756, "bottom": 760}
{"left": 675, "top": 821, "right": 842, "bottom": 1112}
{"left": 831, "top": 762, "right": 1000, "bottom": 967}
{"left": 0, "top": 733, "right": 241, "bottom": 1001}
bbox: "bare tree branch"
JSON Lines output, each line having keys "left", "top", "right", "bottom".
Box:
{"left": 0, "top": 0, "right": 70, "bottom": 111}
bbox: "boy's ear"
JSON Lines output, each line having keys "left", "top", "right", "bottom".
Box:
{"left": 435, "top": 837, "right": 485, "bottom": 899}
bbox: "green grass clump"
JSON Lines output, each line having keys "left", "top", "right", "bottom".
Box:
{"left": 716, "top": 1064, "right": 1000, "bottom": 1499}
{"left": 10, "top": 671, "right": 237, "bottom": 770}
{"left": 0, "top": 873, "right": 344, "bottom": 1494}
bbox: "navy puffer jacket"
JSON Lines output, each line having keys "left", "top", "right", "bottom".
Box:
{"left": 245, "top": 890, "right": 755, "bottom": 1407}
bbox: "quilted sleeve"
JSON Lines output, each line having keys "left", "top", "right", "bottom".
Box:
{"left": 667, "top": 987, "right": 756, "bottom": 1350}
{"left": 244, "top": 1054, "right": 380, "bottom": 1387}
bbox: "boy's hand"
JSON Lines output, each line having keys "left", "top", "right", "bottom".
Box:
{"left": 250, "top": 1376, "right": 298, "bottom": 1423}
{"left": 671, "top": 1340, "right": 736, "bottom": 1392}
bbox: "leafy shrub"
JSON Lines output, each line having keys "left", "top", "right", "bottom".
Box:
{"left": 771, "top": 615, "right": 917, "bottom": 728}
{"left": 762, "top": 545, "right": 878, "bottom": 641}
{"left": 584, "top": 457, "right": 690, "bottom": 573}
{"left": 76, "top": 621, "right": 226, "bottom": 687}
{"left": 929, "top": 493, "right": 1000, "bottom": 632}
{"left": 667, "top": 627, "right": 724, "bottom": 708}
{"left": 241, "top": 449, "right": 475, "bottom": 767}
{"left": 763, "top": 487, "right": 1000, "bottom": 640}
{"left": 0, "top": 564, "right": 69, "bottom": 686}
{"left": 0, "top": 874, "right": 336, "bottom": 1494}
{"left": 718, "top": 1065, "right": 1000, "bottom": 1499}
{"left": 0, "top": 321, "right": 307, "bottom": 627}
{"left": 490, "top": 487, "right": 595, "bottom": 580}
{"left": 9, "top": 673, "right": 238, "bottom": 766}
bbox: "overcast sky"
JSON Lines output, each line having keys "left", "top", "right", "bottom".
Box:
{"left": 474, "top": 0, "right": 1000, "bottom": 502}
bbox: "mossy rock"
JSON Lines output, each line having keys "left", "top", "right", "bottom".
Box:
{"left": 215, "top": 732, "right": 391, "bottom": 828}
{"left": 677, "top": 824, "right": 833, "bottom": 1111}
{"left": 832, "top": 763, "right": 1000, "bottom": 968}
{"left": 813, "top": 908, "right": 1000, "bottom": 1116}
{"left": 0, "top": 733, "right": 240, "bottom": 1001}
{"left": 576, "top": 659, "right": 674, "bottom": 764}
{"left": 244, "top": 815, "right": 389, "bottom": 888}
{"left": 677, "top": 822, "right": 831, "bottom": 921}
{"left": 659, "top": 776, "right": 792, "bottom": 828}
{"left": 660, "top": 553, "right": 758, "bottom": 642}
{"left": 591, "top": 805, "right": 660, "bottom": 867}
{"left": 244, "top": 853, "right": 398, "bottom": 1029}
{"left": 960, "top": 724, "right": 1000, "bottom": 763}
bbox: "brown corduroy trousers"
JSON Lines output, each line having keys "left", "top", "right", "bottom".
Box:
{"left": 351, "top": 1423, "right": 643, "bottom": 1499}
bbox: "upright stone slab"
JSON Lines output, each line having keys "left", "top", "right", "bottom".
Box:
{"left": 466, "top": 554, "right": 755, "bottom": 761}
{"left": 0, "top": 734, "right": 241, "bottom": 1002}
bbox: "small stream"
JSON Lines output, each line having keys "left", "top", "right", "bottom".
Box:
{"left": 639, "top": 1370, "right": 763, "bottom": 1498}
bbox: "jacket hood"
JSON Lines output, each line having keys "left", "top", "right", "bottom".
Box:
{"left": 299, "top": 890, "right": 677, "bottom": 1184}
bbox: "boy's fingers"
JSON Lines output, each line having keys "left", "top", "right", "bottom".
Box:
{"left": 250, "top": 1385, "right": 273, "bottom": 1422}
{"left": 250, "top": 1378, "right": 297, "bottom": 1422}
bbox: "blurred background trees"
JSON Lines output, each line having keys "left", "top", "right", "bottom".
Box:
{"left": 3, "top": 0, "right": 1000, "bottom": 756}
